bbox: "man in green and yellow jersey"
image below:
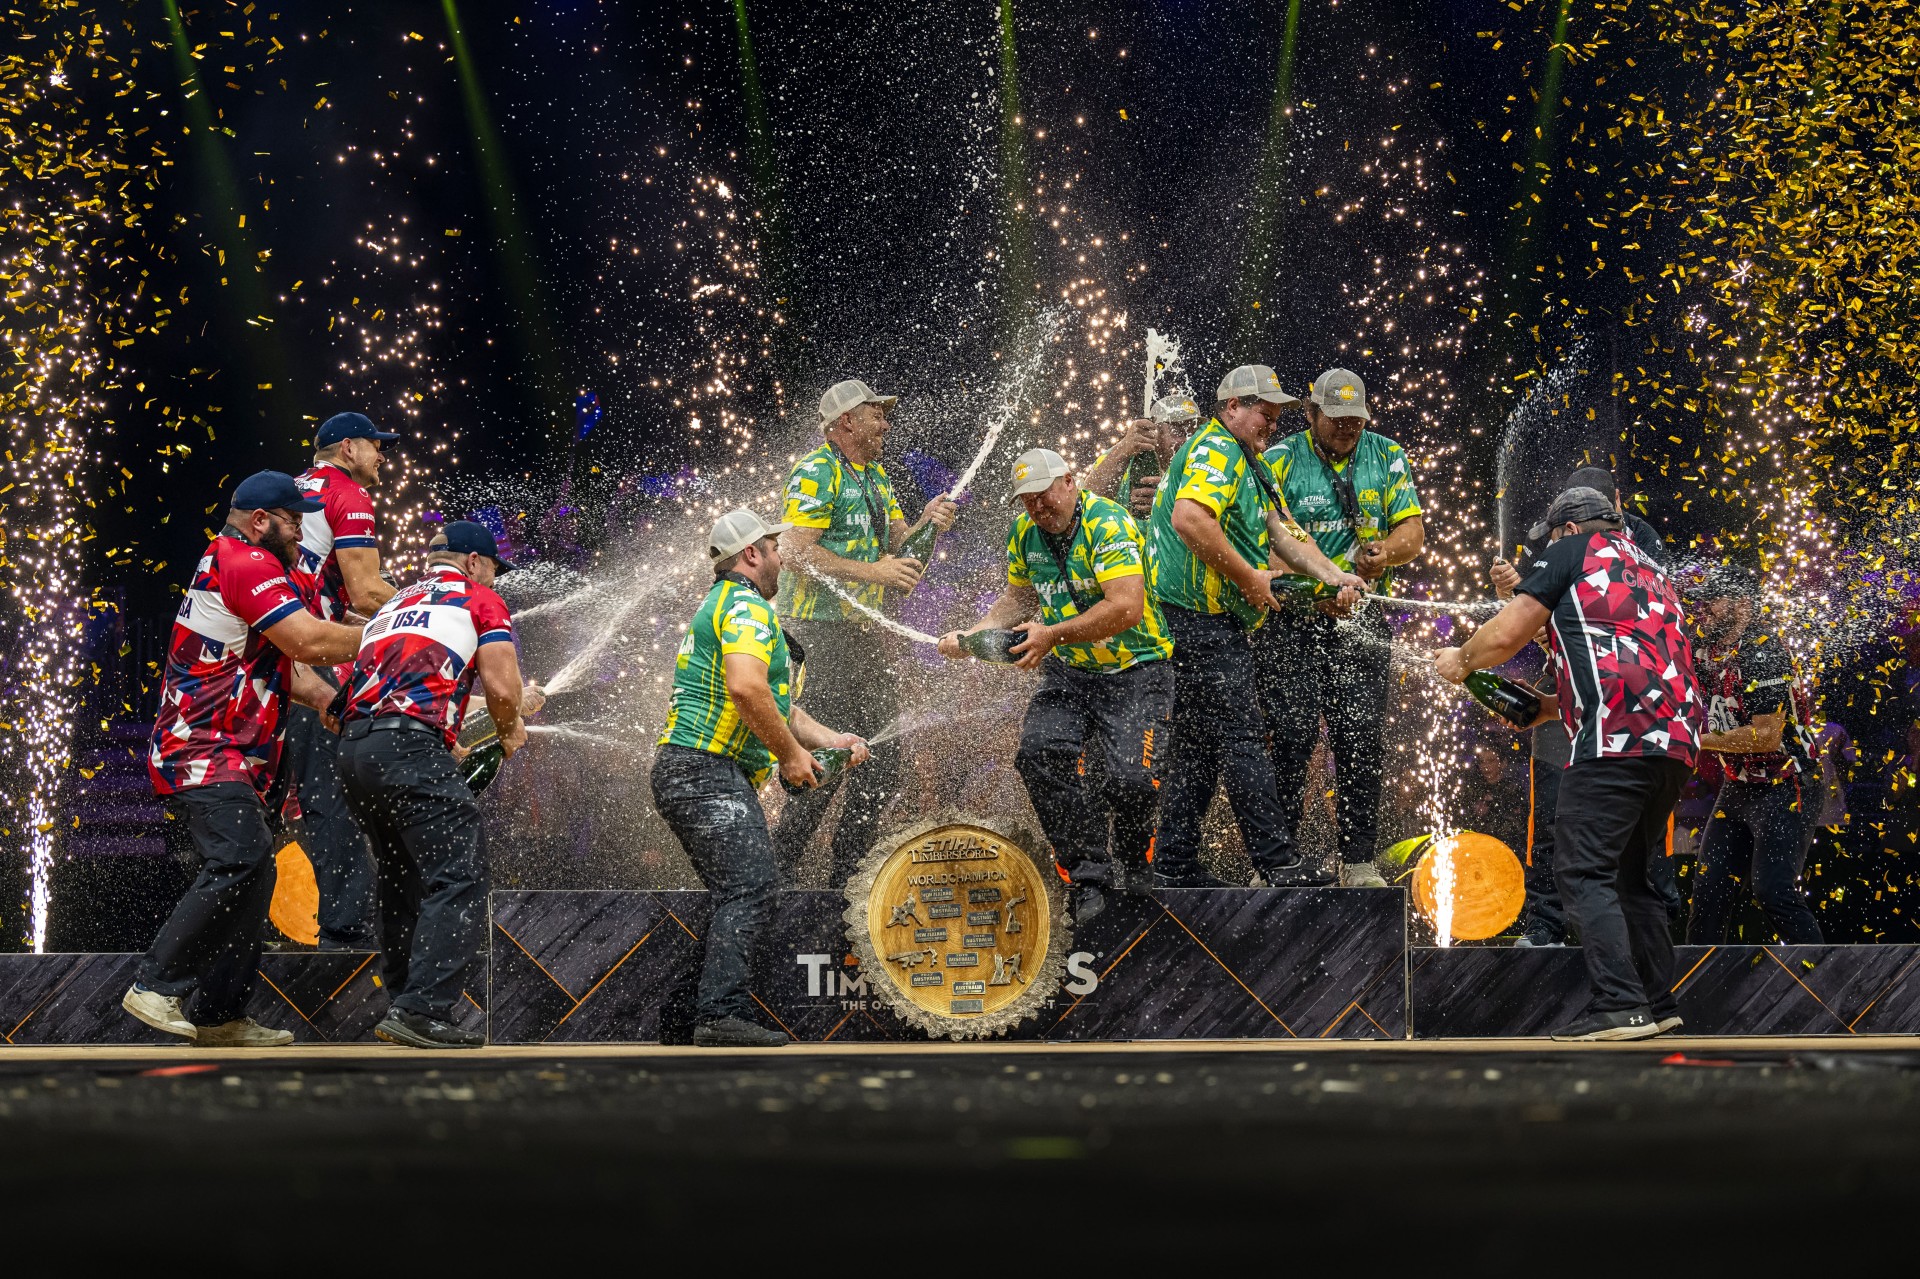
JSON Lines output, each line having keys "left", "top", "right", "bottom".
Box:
{"left": 937, "top": 449, "right": 1174, "bottom": 922}
{"left": 652, "top": 508, "right": 870, "bottom": 1048}
{"left": 1084, "top": 392, "right": 1204, "bottom": 521}
{"left": 1148, "top": 364, "right": 1364, "bottom": 889}
{"left": 1258, "top": 369, "right": 1425, "bottom": 888}
{"left": 774, "top": 377, "right": 957, "bottom": 888}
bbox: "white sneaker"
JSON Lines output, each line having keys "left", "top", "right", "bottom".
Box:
{"left": 123, "top": 984, "right": 196, "bottom": 1040}
{"left": 1342, "top": 860, "right": 1389, "bottom": 888}
{"left": 195, "top": 1017, "right": 295, "bottom": 1047}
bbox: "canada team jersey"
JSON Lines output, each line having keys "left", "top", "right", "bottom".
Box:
{"left": 1516, "top": 529, "right": 1704, "bottom": 768}
{"left": 1697, "top": 630, "right": 1815, "bottom": 785}
{"left": 1148, "top": 419, "right": 1281, "bottom": 628}
{"left": 292, "top": 463, "right": 378, "bottom": 622}
{"left": 1265, "top": 429, "right": 1422, "bottom": 595}
{"left": 149, "top": 535, "right": 310, "bottom": 798}
{"left": 660, "top": 578, "right": 795, "bottom": 786}
{"left": 342, "top": 565, "right": 516, "bottom": 747}
{"left": 775, "top": 444, "right": 905, "bottom": 621}
{"left": 1007, "top": 493, "right": 1173, "bottom": 673}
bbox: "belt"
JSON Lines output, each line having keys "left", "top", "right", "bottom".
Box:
{"left": 341, "top": 714, "right": 442, "bottom": 742}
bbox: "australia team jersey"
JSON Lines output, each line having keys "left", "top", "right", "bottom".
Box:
{"left": 342, "top": 565, "right": 516, "bottom": 747}
{"left": 1516, "top": 529, "right": 1703, "bottom": 767}
{"left": 149, "top": 534, "right": 310, "bottom": 799}
{"left": 1148, "top": 418, "right": 1281, "bottom": 628}
{"left": 1265, "top": 429, "right": 1422, "bottom": 595}
{"left": 1007, "top": 493, "right": 1173, "bottom": 673}
{"left": 293, "top": 462, "right": 378, "bottom": 622}
{"left": 775, "top": 444, "right": 905, "bottom": 621}
{"left": 660, "top": 578, "right": 795, "bottom": 786}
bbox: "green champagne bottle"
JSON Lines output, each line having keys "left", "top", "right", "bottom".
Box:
{"left": 899, "top": 518, "right": 939, "bottom": 565}
{"left": 1271, "top": 573, "right": 1340, "bottom": 601}
{"left": 1118, "top": 449, "right": 1158, "bottom": 501}
{"left": 958, "top": 628, "right": 1021, "bottom": 664}
{"left": 779, "top": 746, "right": 855, "bottom": 795}
{"left": 461, "top": 738, "right": 506, "bottom": 792}
{"left": 1463, "top": 669, "right": 1544, "bottom": 728}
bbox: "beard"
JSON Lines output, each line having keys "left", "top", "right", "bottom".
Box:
{"left": 257, "top": 522, "right": 299, "bottom": 567}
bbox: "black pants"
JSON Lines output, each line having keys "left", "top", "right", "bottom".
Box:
{"left": 1155, "top": 606, "right": 1293, "bottom": 877}
{"left": 282, "top": 704, "right": 377, "bottom": 948}
{"left": 1686, "top": 778, "right": 1823, "bottom": 944}
{"left": 1255, "top": 608, "right": 1390, "bottom": 865}
{"left": 772, "top": 622, "right": 901, "bottom": 887}
{"left": 138, "top": 781, "right": 280, "bottom": 1025}
{"left": 1518, "top": 758, "right": 1567, "bottom": 941}
{"left": 651, "top": 744, "right": 777, "bottom": 1025}
{"left": 1015, "top": 658, "right": 1174, "bottom": 885}
{"left": 337, "top": 725, "right": 488, "bottom": 1021}
{"left": 1554, "top": 756, "right": 1692, "bottom": 1015}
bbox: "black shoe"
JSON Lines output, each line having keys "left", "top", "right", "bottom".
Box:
{"left": 1069, "top": 883, "right": 1108, "bottom": 925}
{"left": 1549, "top": 1007, "right": 1661, "bottom": 1042}
{"left": 1152, "top": 868, "right": 1232, "bottom": 890}
{"left": 373, "top": 1008, "right": 484, "bottom": 1049}
{"left": 1257, "top": 857, "right": 1337, "bottom": 888}
{"left": 693, "top": 1016, "right": 790, "bottom": 1048}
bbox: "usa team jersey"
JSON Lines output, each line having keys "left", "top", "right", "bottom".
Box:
{"left": 293, "top": 462, "right": 378, "bottom": 621}
{"left": 1516, "top": 529, "right": 1704, "bottom": 768}
{"left": 1697, "top": 630, "right": 1815, "bottom": 785}
{"left": 342, "top": 566, "right": 516, "bottom": 747}
{"left": 149, "top": 534, "right": 310, "bottom": 798}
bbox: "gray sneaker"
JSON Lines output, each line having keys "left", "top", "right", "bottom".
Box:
{"left": 1342, "top": 860, "right": 1389, "bottom": 889}
{"left": 122, "top": 984, "right": 196, "bottom": 1040}
{"left": 195, "top": 1017, "right": 294, "bottom": 1047}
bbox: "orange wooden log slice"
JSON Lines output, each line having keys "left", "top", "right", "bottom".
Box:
{"left": 1409, "top": 830, "right": 1525, "bottom": 942}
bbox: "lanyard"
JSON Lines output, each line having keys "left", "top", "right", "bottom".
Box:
{"left": 830, "top": 444, "right": 887, "bottom": 547}
{"left": 1033, "top": 496, "right": 1094, "bottom": 614}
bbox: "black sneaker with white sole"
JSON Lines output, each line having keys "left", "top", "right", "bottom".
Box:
{"left": 374, "top": 1008, "right": 485, "bottom": 1049}
{"left": 1550, "top": 1007, "right": 1662, "bottom": 1042}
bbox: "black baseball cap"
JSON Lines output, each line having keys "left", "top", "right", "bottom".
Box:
{"left": 231, "top": 470, "right": 323, "bottom": 514}
{"left": 439, "top": 519, "right": 518, "bottom": 573}
{"left": 315, "top": 411, "right": 401, "bottom": 448}
{"left": 1565, "top": 465, "right": 1618, "bottom": 498}
{"left": 1527, "top": 486, "right": 1623, "bottom": 542}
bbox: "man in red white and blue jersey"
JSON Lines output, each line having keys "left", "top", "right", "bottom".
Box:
{"left": 124, "top": 472, "right": 365, "bottom": 1047}
{"left": 338, "top": 520, "right": 537, "bottom": 1049}
{"left": 286, "top": 410, "right": 401, "bottom": 949}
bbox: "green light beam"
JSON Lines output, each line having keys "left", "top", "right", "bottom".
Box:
{"left": 1234, "top": 0, "right": 1302, "bottom": 354}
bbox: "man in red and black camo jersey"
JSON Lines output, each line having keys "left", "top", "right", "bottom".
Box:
{"left": 1436, "top": 486, "right": 1705, "bottom": 1042}
{"left": 286, "top": 410, "right": 401, "bottom": 950}
{"left": 124, "top": 472, "right": 365, "bottom": 1047}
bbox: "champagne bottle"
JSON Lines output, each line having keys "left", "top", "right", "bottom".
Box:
{"left": 1271, "top": 573, "right": 1340, "bottom": 601}
{"left": 899, "top": 518, "right": 939, "bottom": 565}
{"left": 461, "top": 738, "right": 506, "bottom": 793}
{"left": 1118, "top": 449, "right": 1158, "bottom": 501}
{"left": 779, "top": 746, "right": 855, "bottom": 795}
{"left": 1464, "top": 670, "right": 1543, "bottom": 728}
{"left": 957, "top": 628, "right": 1021, "bottom": 664}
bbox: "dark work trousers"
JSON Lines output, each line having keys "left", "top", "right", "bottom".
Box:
{"left": 282, "top": 704, "right": 377, "bottom": 949}
{"left": 1255, "top": 607, "right": 1391, "bottom": 866}
{"left": 138, "top": 781, "right": 281, "bottom": 1026}
{"left": 1015, "top": 657, "right": 1175, "bottom": 885}
{"left": 1519, "top": 761, "right": 1568, "bottom": 941}
{"left": 771, "top": 621, "right": 901, "bottom": 887}
{"left": 1553, "top": 756, "right": 1692, "bottom": 1016}
{"left": 337, "top": 722, "right": 488, "bottom": 1022}
{"left": 1155, "top": 605, "right": 1294, "bottom": 878}
{"left": 651, "top": 744, "right": 778, "bottom": 1026}
{"left": 1686, "top": 778, "right": 1824, "bottom": 944}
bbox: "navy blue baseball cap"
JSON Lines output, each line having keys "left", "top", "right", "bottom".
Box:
{"left": 314, "top": 411, "right": 401, "bottom": 448}
{"left": 232, "top": 470, "right": 323, "bottom": 514}
{"left": 440, "top": 520, "right": 519, "bottom": 573}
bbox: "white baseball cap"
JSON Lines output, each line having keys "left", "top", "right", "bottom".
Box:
{"left": 1150, "top": 393, "right": 1202, "bottom": 425}
{"left": 1009, "top": 447, "right": 1070, "bottom": 498}
{"left": 1310, "top": 368, "right": 1370, "bottom": 420}
{"left": 1215, "top": 364, "right": 1297, "bottom": 406}
{"left": 707, "top": 507, "right": 793, "bottom": 561}
{"left": 818, "top": 377, "right": 898, "bottom": 424}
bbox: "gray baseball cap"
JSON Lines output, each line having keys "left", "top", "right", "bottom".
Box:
{"left": 1310, "top": 368, "right": 1370, "bottom": 421}
{"left": 1150, "top": 393, "right": 1202, "bottom": 425}
{"left": 818, "top": 377, "right": 898, "bottom": 424}
{"left": 708, "top": 507, "right": 793, "bottom": 560}
{"left": 1527, "top": 486, "right": 1623, "bottom": 542}
{"left": 1009, "top": 447, "right": 1070, "bottom": 498}
{"left": 1215, "top": 364, "right": 1297, "bottom": 406}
